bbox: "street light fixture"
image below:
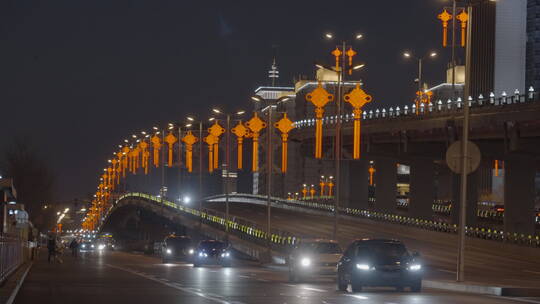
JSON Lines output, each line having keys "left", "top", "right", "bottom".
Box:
{"left": 402, "top": 50, "right": 438, "bottom": 93}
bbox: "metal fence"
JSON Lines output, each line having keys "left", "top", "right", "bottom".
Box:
{"left": 0, "top": 235, "right": 22, "bottom": 284}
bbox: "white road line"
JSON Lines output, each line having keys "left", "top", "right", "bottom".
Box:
{"left": 106, "top": 264, "right": 244, "bottom": 304}
{"left": 347, "top": 294, "right": 369, "bottom": 300}
{"left": 491, "top": 296, "right": 540, "bottom": 304}
{"left": 301, "top": 287, "right": 328, "bottom": 293}
{"left": 437, "top": 268, "right": 457, "bottom": 274}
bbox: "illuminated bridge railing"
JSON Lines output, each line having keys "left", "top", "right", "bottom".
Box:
{"left": 106, "top": 193, "right": 305, "bottom": 251}
{"left": 293, "top": 89, "right": 539, "bottom": 129}
{"left": 205, "top": 193, "right": 540, "bottom": 248}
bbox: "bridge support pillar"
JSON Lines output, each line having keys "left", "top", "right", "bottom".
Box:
{"left": 504, "top": 155, "right": 536, "bottom": 235}
{"left": 409, "top": 158, "right": 435, "bottom": 220}
{"left": 374, "top": 158, "right": 397, "bottom": 213}
{"left": 451, "top": 171, "right": 478, "bottom": 227}
{"left": 341, "top": 159, "right": 369, "bottom": 210}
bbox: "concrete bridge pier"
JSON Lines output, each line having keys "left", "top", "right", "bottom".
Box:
{"left": 409, "top": 158, "right": 435, "bottom": 220}
{"left": 374, "top": 157, "right": 397, "bottom": 213}
{"left": 339, "top": 159, "right": 369, "bottom": 210}
{"left": 450, "top": 171, "right": 478, "bottom": 227}
{"left": 503, "top": 154, "right": 537, "bottom": 235}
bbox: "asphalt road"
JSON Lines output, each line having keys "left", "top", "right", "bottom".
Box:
{"left": 204, "top": 202, "right": 540, "bottom": 288}
{"left": 14, "top": 251, "right": 540, "bottom": 304}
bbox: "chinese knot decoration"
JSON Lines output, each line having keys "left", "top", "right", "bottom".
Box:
{"left": 245, "top": 112, "right": 266, "bottom": 172}
{"left": 231, "top": 121, "right": 249, "bottom": 170}
{"left": 150, "top": 134, "right": 161, "bottom": 168}
{"left": 208, "top": 122, "right": 225, "bottom": 170}
{"left": 181, "top": 131, "right": 198, "bottom": 173}
{"left": 306, "top": 82, "right": 334, "bottom": 159}
{"left": 203, "top": 134, "right": 218, "bottom": 173}
{"left": 344, "top": 84, "right": 372, "bottom": 159}
{"left": 274, "top": 113, "right": 295, "bottom": 173}
{"left": 438, "top": 9, "right": 468, "bottom": 48}
{"left": 164, "top": 132, "right": 178, "bottom": 167}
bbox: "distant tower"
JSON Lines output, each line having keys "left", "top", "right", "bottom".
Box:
{"left": 268, "top": 57, "right": 279, "bottom": 87}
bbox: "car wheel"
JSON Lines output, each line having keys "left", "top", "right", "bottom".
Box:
{"left": 337, "top": 272, "right": 348, "bottom": 291}
{"left": 351, "top": 279, "right": 363, "bottom": 293}
{"left": 410, "top": 280, "right": 422, "bottom": 292}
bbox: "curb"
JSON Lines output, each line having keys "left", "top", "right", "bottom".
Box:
{"left": 5, "top": 262, "right": 33, "bottom": 304}
{"left": 424, "top": 280, "right": 540, "bottom": 297}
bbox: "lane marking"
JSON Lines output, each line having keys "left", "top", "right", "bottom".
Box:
{"left": 347, "top": 294, "right": 369, "bottom": 300}
{"left": 437, "top": 268, "right": 457, "bottom": 274}
{"left": 302, "top": 287, "right": 328, "bottom": 293}
{"left": 490, "top": 296, "right": 540, "bottom": 304}
{"left": 106, "top": 264, "right": 244, "bottom": 304}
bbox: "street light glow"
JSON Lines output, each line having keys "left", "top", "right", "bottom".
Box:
{"left": 251, "top": 96, "right": 262, "bottom": 102}
{"left": 212, "top": 108, "right": 221, "bottom": 114}
{"left": 355, "top": 33, "right": 363, "bottom": 39}
{"left": 403, "top": 52, "right": 411, "bottom": 58}
{"left": 208, "top": 117, "right": 215, "bottom": 121}
{"left": 236, "top": 110, "right": 245, "bottom": 115}
{"left": 325, "top": 33, "right": 333, "bottom": 39}
{"left": 352, "top": 63, "right": 366, "bottom": 70}
{"left": 185, "top": 123, "right": 192, "bottom": 128}
{"left": 187, "top": 117, "right": 194, "bottom": 121}
{"left": 430, "top": 51, "right": 437, "bottom": 57}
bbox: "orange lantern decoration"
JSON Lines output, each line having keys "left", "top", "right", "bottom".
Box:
{"left": 310, "top": 186, "right": 315, "bottom": 199}
{"left": 328, "top": 179, "right": 334, "bottom": 197}
{"left": 181, "top": 131, "right": 198, "bottom": 173}
{"left": 331, "top": 47, "right": 342, "bottom": 70}
{"left": 121, "top": 146, "right": 130, "bottom": 177}
{"left": 164, "top": 132, "right": 178, "bottom": 167}
{"left": 107, "top": 167, "right": 113, "bottom": 189}
{"left": 231, "top": 121, "right": 249, "bottom": 170}
{"left": 151, "top": 134, "right": 161, "bottom": 168}
{"left": 302, "top": 185, "right": 308, "bottom": 199}
{"left": 319, "top": 180, "right": 326, "bottom": 197}
{"left": 139, "top": 140, "right": 149, "bottom": 175}
{"left": 368, "top": 165, "right": 376, "bottom": 186}
{"left": 203, "top": 134, "right": 218, "bottom": 173}
{"left": 208, "top": 122, "right": 225, "bottom": 170}
{"left": 306, "top": 83, "right": 334, "bottom": 159}
{"left": 343, "top": 84, "right": 372, "bottom": 159}
{"left": 456, "top": 10, "right": 469, "bottom": 47}
{"left": 346, "top": 47, "right": 357, "bottom": 75}
{"left": 274, "top": 113, "right": 295, "bottom": 173}
{"left": 437, "top": 9, "right": 453, "bottom": 47}
{"left": 111, "top": 159, "right": 118, "bottom": 187}
{"left": 245, "top": 112, "right": 267, "bottom": 172}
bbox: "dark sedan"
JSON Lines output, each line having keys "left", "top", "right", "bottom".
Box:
{"left": 193, "top": 240, "right": 231, "bottom": 267}
{"left": 337, "top": 239, "right": 423, "bottom": 292}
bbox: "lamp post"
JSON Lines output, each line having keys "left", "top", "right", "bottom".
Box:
{"left": 402, "top": 51, "right": 438, "bottom": 94}
{"left": 250, "top": 95, "right": 291, "bottom": 260}
{"left": 211, "top": 108, "right": 245, "bottom": 241}
{"left": 320, "top": 31, "right": 365, "bottom": 240}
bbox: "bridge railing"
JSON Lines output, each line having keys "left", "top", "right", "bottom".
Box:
{"left": 0, "top": 234, "right": 23, "bottom": 285}
{"left": 205, "top": 193, "right": 540, "bottom": 248}
{"left": 111, "top": 193, "right": 306, "bottom": 253}
{"left": 293, "top": 89, "right": 539, "bottom": 129}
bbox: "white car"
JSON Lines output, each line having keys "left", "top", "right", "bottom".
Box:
{"left": 288, "top": 239, "right": 342, "bottom": 282}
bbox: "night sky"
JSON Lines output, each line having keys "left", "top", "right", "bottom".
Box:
{"left": 1, "top": 0, "right": 454, "bottom": 201}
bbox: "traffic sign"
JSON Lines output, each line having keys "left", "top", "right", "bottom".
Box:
{"left": 445, "top": 140, "right": 481, "bottom": 174}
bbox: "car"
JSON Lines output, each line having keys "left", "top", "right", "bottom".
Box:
{"left": 193, "top": 240, "right": 231, "bottom": 267}
{"left": 337, "top": 239, "right": 423, "bottom": 292}
{"left": 79, "top": 241, "right": 95, "bottom": 251}
{"left": 162, "top": 235, "right": 194, "bottom": 263}
{"left": 288, "top": 239, "right": 342, "bottom": 282}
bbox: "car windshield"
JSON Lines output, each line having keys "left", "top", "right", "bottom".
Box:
{"left": 358, "top": 242, "right": 407, "bottom": 258}
{"left": 298, "top": 242, "right": 342, "bottom": 254}
{"left": 167, "top": 237, "right": 190, "bottom": 247}
{"left": 198, "top": 241, "right": 225, "bottom": 250}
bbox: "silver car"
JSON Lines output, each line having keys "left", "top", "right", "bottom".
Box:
{"left": 288, "top": 239, "right": 342, "bottom": 282}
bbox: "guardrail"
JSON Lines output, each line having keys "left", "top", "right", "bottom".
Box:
{"left": 205, "top": 193, "right": 540, "bottom": 248}
{"left": 0, "top": 235, "right": 23, "bottom": 284}
{"left": 293, "top": 89, "right": 539, "bottom": 129}
{"left": 106, "top": 193, "right": 304, "bottom": 253}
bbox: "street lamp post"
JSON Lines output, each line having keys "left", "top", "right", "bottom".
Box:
{"left": 402, "top": 51, "right": 438, "bottom": 93}
{"left": 320, "top": 32, "right": 365, "bottom": 240}
{"left": 186, "top": 117, "right": 207, "bottom": 229}
{"left": 250, "top": 95, "right": 291, "bottom": 260}
{"left": 211, "top": 108, "right": 245, "bottom": 242}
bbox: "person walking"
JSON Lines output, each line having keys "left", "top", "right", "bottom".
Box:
{"left": 47, "top": 235, "right": 56, "bottom": 263}
{"left": 69, "top": 238, "right": 79, "bottom": 257}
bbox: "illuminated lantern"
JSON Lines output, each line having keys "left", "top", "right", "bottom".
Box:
{"left": 181, "top": 131, "right": 198, "bottom": 173}
{"left": 245, "top": 112, "right": 267, "bottom": 172}
{"left": 437, "top": 9, "right": 453, "bottom": 47}
{"left": 139, "top": 140, "right": 149, "bottom": 175}
{"left": 456, "top": 10, "right": 469, "bottom": 47}
{"left": 346, "top": 47, "right": 357, "bottom": 75}
{"left": 151, "top": 134, "right": 161, "bottom": 168}
{"left": 310, "top": 186, "right": 315, "bottom": 199}
{"left": 368, "top": 165, "right": 375, "bottom": 186}
{"left": 107, "top": 167, "right": 113, "bottom": 189}
{"left": 306, "top": 82, "right": 334, "bottom": 159}
{"left": 302, "top": 185, "right": 308, "bottom": 199}
{"left": 328, "top": 180, "right": 334, "bottom": 197}
{"left": 343, "top": 83, "right": 372, "bottom": 159}
{"left": 110, "top": 159, "right": 118, "bottom": 187}
{"left": 164, "top": 132, "right": 178, "bottom": 167}
{"left": 274, "top": 113, "right": 295, "bottom": 173}
{"left": 319, "top": 180, "right": 326, "bottom": 197}
{"left": 203, "top": 134, "right": 218, "bottom": 173}
{"left": 121, "top": 146, "right": 130, "bottom": 177}
{"left": 208, "top": 122, "right": 225, "bottom": 170}
{"left": 331, "top": 47, "right": 343, "bottom": 70}
{"left": 231, "top": 121, "right": 249, "bottom": 170}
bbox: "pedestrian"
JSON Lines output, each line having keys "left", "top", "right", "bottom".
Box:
{"left": 47, "top": 235, "right": 56, "bottom": 263}
{"left": 55, "top": 237, "right": 64, "bottom": 264}
{"left": 69, "top": 238, "right": 79, "bottom": 257}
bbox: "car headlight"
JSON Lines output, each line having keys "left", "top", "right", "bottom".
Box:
{"left": 91, "top": 244, "right": 95, "bottom": 248}
{"left": 300, "top": 257, "right": 311, "bottom": 267}
{"left": 408, "top": 264, "right": 422, "bottom": 271}
{"left": 82, "top": 244, "right": 86, "bottom": 249}
{"left": 199, "top": 252, "right": 208, "bottom": 257}
{"left": 220, "top": 252, "right": 230, "bottom": 258}
{"left": 188, "top": 249, "right": 194, "bottom": 255}
{"left": 356, "top": 264, "right": 372, "bottom": 271}
{"left": 166, "top": 249, "right": 172, "bottom": 254}
{"left": 98, "top": 244, "right": 105, "bottom": 250}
